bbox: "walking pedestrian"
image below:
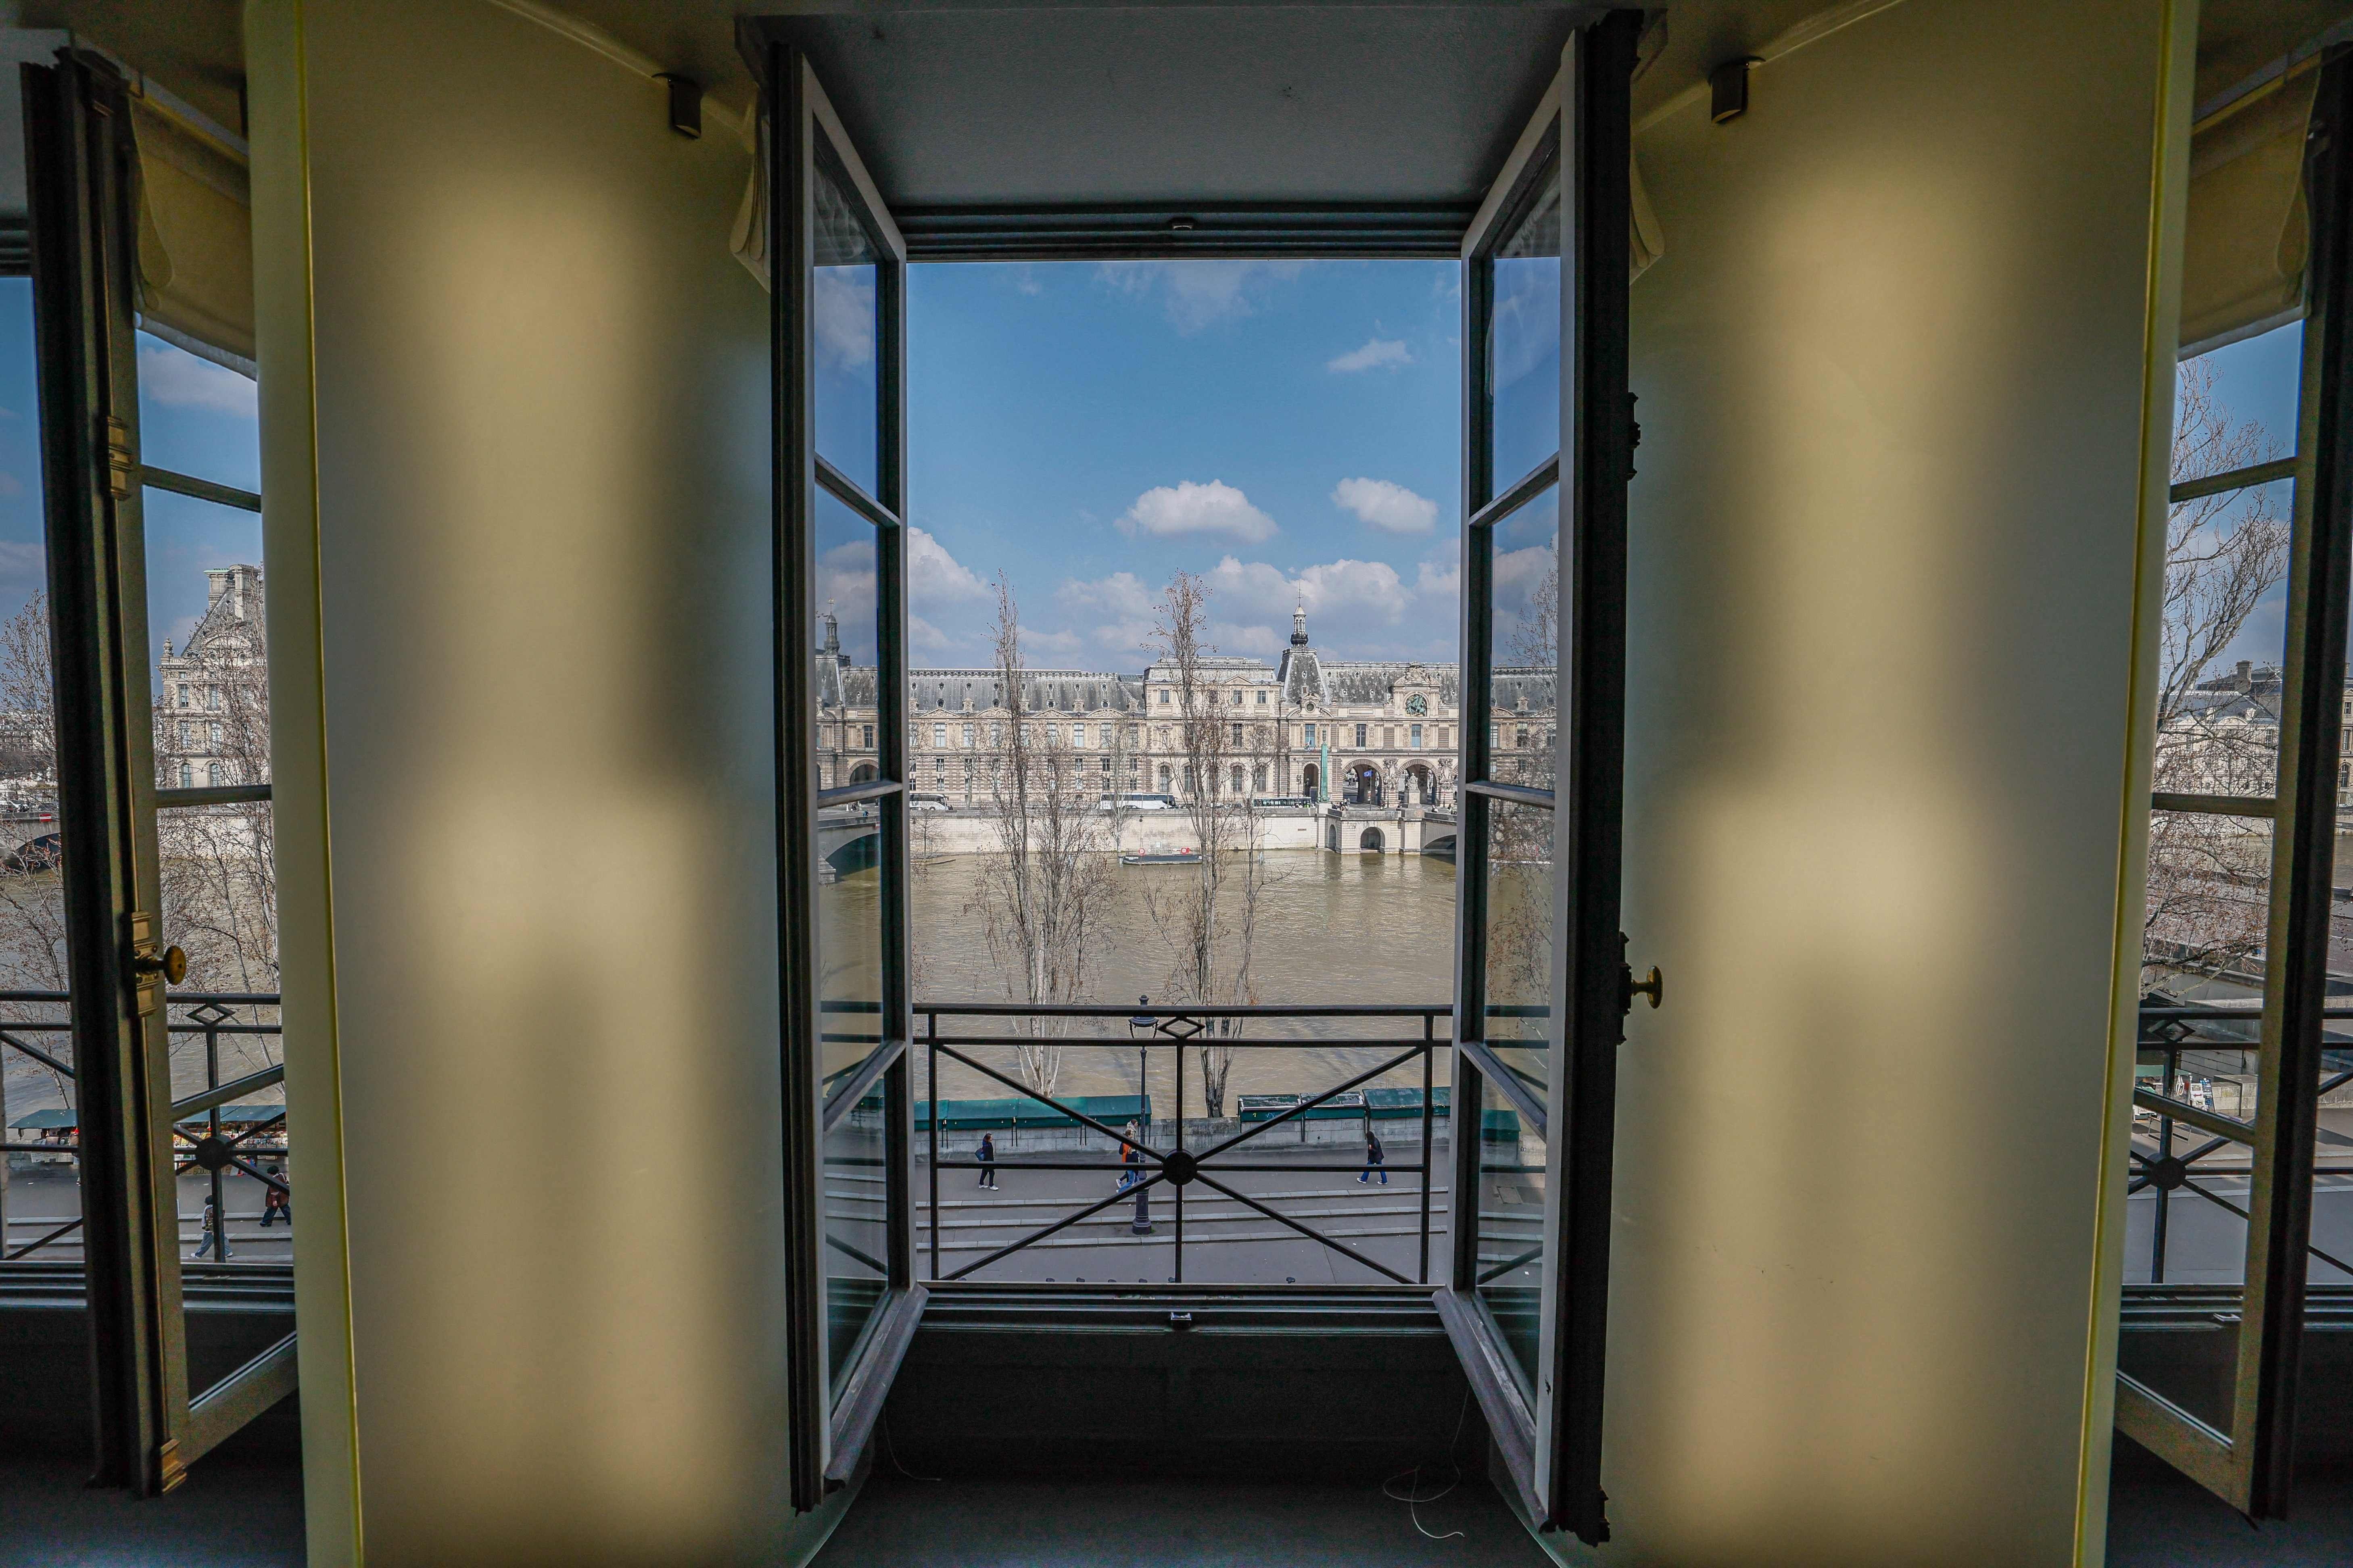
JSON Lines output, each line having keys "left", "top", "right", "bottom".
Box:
{"left": 260, "top": 1167, "right": 292, "bottom": 1226}
{"left": 1126, "top": 1140, "right": 1152, "bottom": 1234}
{"left": 1359, "top": 1127, "right": 1388, "bottom": 1186}
{"left": 192, "top": 1192, "right": 229, "bottom": 1259}
{"left": 975, "top": 1132, "right": 999, "bottom": 1190}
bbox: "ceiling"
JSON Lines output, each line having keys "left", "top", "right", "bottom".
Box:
{"left": 18, "top": 1, "right": 2353, "bottom": 222}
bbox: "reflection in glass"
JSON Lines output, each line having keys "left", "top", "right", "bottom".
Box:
{"left": 816, "top": 821, "right": 885, "bottom": 1095}
{"left": 1482, "top": 800, "right": 1553, "bottom": 1099}
{"left": 2153, "top": 480, "right": 2290, "bottom": 802}
{"left": 814, "top": 487, "right": 883, "bottom": 792}
{"left": 1474, "top": 1076, "right": 1545, "bottom": 1393}
{"left": 1484, "top": 484, "right": 1558, "bottom": 793}
{"left": 135, "top": 329, "right": 260, "bottom": 491}
{"left": 1489, "top": 145, "right": 1561, "bottom": 496}
{"left": 2129, "top": 805, "right": 2263, "bottom": 1424}
{"left": 813, "top": 133, "right": 881, "bottom": 500}
{"left": 825, "top": 1089, "right": 890, "bottom": 1391}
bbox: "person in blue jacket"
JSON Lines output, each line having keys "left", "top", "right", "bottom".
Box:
{"left": 976, "top": 1131, "right": 999, "bottom": 1190}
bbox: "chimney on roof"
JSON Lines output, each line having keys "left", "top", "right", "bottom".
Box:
{"left": 2237, "top": 659, "right": 2253, "bottom": 690}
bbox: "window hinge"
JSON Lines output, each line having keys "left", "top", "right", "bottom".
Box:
{"left": 100, "top": 415, "right": 135, "bottom": 498}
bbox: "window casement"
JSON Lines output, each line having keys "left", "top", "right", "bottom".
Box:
{"left": 1355, "top": 723, "right": 1368, "bottom": 747}
{"left": 962, "top": 724, "right": 974, "bottom": 747}
{"left": 1411, "top": 724, "right": 1423, "bottom": 749}
{"left": 933, "top": 723, "right": 947, "bottom": 746}
{"left": 1255, "top": 690, "right": 1267, "bottom": 704}
{"left": 1305, "top": 723, "right": 1317, "bottom": 745}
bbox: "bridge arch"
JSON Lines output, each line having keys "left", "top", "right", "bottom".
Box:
{"left": 1359, "top": 827, "right": 1385, "bottom": 853}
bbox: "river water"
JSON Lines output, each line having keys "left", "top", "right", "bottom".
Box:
{"left": 908, "top": 849, "right": 1461, "bottom": 1112}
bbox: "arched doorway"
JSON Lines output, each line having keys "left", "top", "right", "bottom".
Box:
{"left": 1347, "top": 763, "right": 1381, "bottom": 804}
{"left": 849, "top": 761, "right": 878, "bottom": 784}
{"left": 1359, "top": 827, "right": 1385, "bottom": 853}
{"left": 1301, "top": 763, "right": 1320, "bottom": 798}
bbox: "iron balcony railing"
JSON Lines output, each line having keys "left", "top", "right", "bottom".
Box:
{"left": 910, "top": 1001, "right": 1480, "bottom": 1288}
{"left": 0, "top": 989, "right": 288, "bottom": 1262}
{"left": 2132, "top": 1003, "right": 2353, "bottom": 1285}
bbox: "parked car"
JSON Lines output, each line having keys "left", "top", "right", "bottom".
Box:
{"left": 908, "top": 793, "right": 952, "bottom": 813}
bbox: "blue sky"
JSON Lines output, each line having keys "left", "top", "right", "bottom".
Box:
{"left": 2192, "top": 318, "right": 2304, "bottom": 673}
{"left": 896, "top": 260, "right": 1465, "bottom": 670}
{"left": 0, "top": 277, "right": 261, "bottom": 678}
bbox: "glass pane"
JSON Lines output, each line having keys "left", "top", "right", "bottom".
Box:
{"left": 825, "top": 1086, "right": 890, "bottom": 1393}
{"left": 2153, "top": 481, "right": 2290, "bottom": 802}
{"left": 2126, "top": 806, "right": 2264, "bottom": 1426}
{"left": 1474, "top": 1075, "right": 1545, "bottom": 1393}
{"left": 814, "top": 487, "right": 883, "bottom": 792}
{"left": 812, "top": 134, "right": 881, "bottom": 500}
{"left": 1488, "top": 144, "right": 1561, "bottom": 496}
{"left": 0, "top": 277, "right": 81, "bottom": 1291}
{"left": 1482, "top": 799, "right": 1554, "bottom": 1099}
{"left": 134, "top": 330, "right": 259, "bottom": 492}
{"left": 1485, "top": 483, "right": 1558, "bottom": 792}
{"left": 816, "top": 498, "right": 886, "bottom": 1091}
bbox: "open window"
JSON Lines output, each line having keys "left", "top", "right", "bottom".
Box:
{"left": 2117, "top": 47, "right": 2353, "bottom": 1519}
{"left": 1437, "top": 10, "right": 1642, "bottom": 1546}
{"left": 768, "top": 43, "right": 924, "bottom": 1510}
{"left": 20, "top": 47, "right": 287, "bottom": 1493}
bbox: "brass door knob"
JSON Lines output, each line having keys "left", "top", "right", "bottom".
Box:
{"left": 134, "top": 945, "right": 188, "bottom": 985}
{"left": 1626, "top": 965, "right": 1663, "bottom": 1010}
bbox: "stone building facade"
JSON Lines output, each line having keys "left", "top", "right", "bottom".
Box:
{"left": 156, "top": 563, "right": 268, "bottom": 790}
{"left": 815, "top": 604, "right": 1560, "bottom": 808}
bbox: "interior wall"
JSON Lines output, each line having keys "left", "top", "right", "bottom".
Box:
{"left": 1603, "top": 0, "right": 2182, "bottom": 1563}
{"left": 247, "top": 1, "right": 800, "bottom": 1562}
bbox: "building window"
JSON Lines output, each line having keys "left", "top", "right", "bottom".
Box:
{"left": 1231, "top": 764, "right": 1246, "bottom": 793}
{"left": 210, "top": 722, "right": 223, "bottom": 745}
{"left": 1410, "top": 724, "right": 1422, "bottom": 749}
{"left": 1159, "top": 764, "right": 1173, "bottom": 790}
{"left": 1355, "top": 724, "right": 1368, "bottom": 748}
{"left": 1231, "top": 722, "right": 1244, "bottom": 746}
{"left": 962, "top": 724, "right": 975, "bottom": 747}
{"left": 1231, "top": 689, "right": 1242, "bottom": 706}
{"left": 1129, "top": 758, "right": 1140, "bottom": 779}
{"left": 177, "top": 763, "right": 192, "bottom": 787}
{"left": 934, "top": 723, "right": 948, "bottom": 747}
{"left": 992, "top": 723, "right": 1003, "bottom": 745}
{"left": 1046, "top": 724, "right": 1059, "bottom": 746}
{"left": 1159, "top": 689, "right": 1171, "bottom": 704}
{"left": 177, "top": 720, "right": 192, "bottom": 744}
{"left": 177, "top": 683, "right": 190, "bottom": 707}
{"left": 208, "top": 688, "right": 221, "bottom": 711}
{"left": 1253, "top": 763, "right": 1267, "bottom": 790}
{"left": 1304, "top": 723, "right": 1316, "bottom": 746}
{"left": 1100, "top": 756, "right": 1112, "bottom": 774}
{"left": 1256, "top": 690, "right": 1267, "bottom": 704}
{"left": 1489, "top": 725, "right": 1499, "bottom": 747}
{"left": 862, "top": 724, "right": 875, "bottom": 749}
{"left": 207, "top": 763, "right": 222, "bottom": 786}
{"left": 909, "top": 724, "right": 919, "bottom": 748}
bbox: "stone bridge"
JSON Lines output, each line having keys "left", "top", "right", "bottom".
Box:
{"left": 0, "top": 811, "right": 60, "bottom": 874}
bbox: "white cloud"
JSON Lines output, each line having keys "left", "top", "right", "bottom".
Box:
{"left": 1205, "top": 555, "right": 1410, "bottom": 624}
{"left": 908, "top": 526, "right": 988, "bottom": 602}
{"left": 138, "top": 344, "right": 256, "bottom": 417}
{"left": 1414, "top": 557, "right": 1461, "bottom": 599}
{"left": 910, "top": 614, "right": 953, "bottom": 651}
{"left": 1326, "top": 338, "right": 1412, "bottom": 373}
{"left": 1059, "top": 571, "right": 1155, "bottom": 618}
{"left": 1022, "top": 626, "right": 1084, "bottom": 655}
{"left": 1119, "top": 480, "right": 1277, "bottom": 544}
{"left": 813, "top": 267, "right": 875, "bottom": 371}
{"left": 1210, "top": 620, "right": 1283, "bottom": 655}
{"left": 1097, "top": 260, "right": 1311, "bottom": 332}
{"left": 1331, "top": 477, "right": 1438, "bottom": 535}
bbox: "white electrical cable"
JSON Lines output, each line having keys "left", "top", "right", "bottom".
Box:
{"left": 1382, "top": 1387, "right": 1472, "bottom": 1542}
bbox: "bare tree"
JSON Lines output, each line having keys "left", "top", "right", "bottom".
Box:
{"left": 0, "top": 594, "right": 72, "bottom": 1109}
{"left": 2143, "top": 358, "right": 2291, "bottom": 989}
{"left": 967, "top": 575, "right": 1116, "bottom": 1101}
{"left": 1142, "top": 572, "right": 1270, "bottom": 1119}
